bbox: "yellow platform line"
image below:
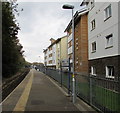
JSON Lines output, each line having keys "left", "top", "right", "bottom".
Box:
{"left": 13, "top": 70, "right": 34, "bottom": 111}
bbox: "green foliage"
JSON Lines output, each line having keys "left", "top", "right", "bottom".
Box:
{"left": 2, "top": 2, "right": 25, "bottom": 78}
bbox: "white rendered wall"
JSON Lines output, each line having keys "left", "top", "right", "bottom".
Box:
{"left": 118, "top": 2, "right": 120, "bottom": 55}
{"left": 52, "top": 44, "right": 56, "bottom": 65}
{"left": 88, "top": 2, "right": 119, "bottom": 60}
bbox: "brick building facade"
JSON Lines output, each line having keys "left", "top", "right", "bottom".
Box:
{"left": 65, "top": 9, "right": 89, "bottom": 74}
{"left": 74, "top": 11, "right": 88, "bottom": 74}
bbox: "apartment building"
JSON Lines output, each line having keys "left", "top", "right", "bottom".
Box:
{"left": 43, "top": 38, "right": 56, "bottom": 69}
{"left": 43, "top": 36, "right": 68, "bottom": 69}
{"left": 55, "top": 39, "right": 61, "bottom": 69}
{"left": 65, "top": 9, "right": 89, "bottom": 74}
{"left": 66, "top": 28, "right": 73, "bottom": 71}
{"left": 56, "top": 36, "right": 68, "bottom": 69}
{"left": 81, "top": 0, "right": 120, "bottom": 79}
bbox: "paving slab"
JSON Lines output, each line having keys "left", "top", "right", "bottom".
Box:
{"left": 2, "top": 69, "right": 79, "bottom": 112}
{"left": 25, "top": 70, "right": 79, "bottom": 111}
{"left": 2, "top": 69, "right": 97, "bottom": 112}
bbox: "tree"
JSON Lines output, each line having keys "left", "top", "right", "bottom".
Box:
{"left": 2, "top": 1, "right": 25, "bottom": 77}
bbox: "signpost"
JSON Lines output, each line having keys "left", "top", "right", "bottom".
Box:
{"left": 61, "top": 58, "right": 71, "bottom": 95}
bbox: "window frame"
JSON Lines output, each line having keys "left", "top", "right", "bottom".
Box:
{"left": 105, "top": 34, "right": 113, "bottom": 49}
{"left": 106, "top": 66, "right": 114, "bottom": 79}
{"left": 91, "top": 41, "right": 96, "bottom": 53}
{"left": 91, "top": 66, "right": 96, "bottom": 76}
{"left": 91, "top": 19, "right": 96, "bottom": 31}
{"left": 104, "top": 4, "right": 112, "bottom": 21}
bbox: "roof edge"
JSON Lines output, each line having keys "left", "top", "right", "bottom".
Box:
{"left": 64, "top": 8, "right": 88, "bottom": 32}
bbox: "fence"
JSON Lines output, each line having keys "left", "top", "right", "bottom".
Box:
{"left": 39, "top": 67, "right": 120, "bottom": 113}
{"left": 76, "top": 74, "right": 119, "bottom": 112}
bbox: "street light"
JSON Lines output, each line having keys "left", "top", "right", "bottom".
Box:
{"left": 62, "top": 4, "right": 74, "bottom": 9}
{"left": 62, "top": 4, "right": 76, "bottom": 103}
{"left": 38, "top": 56, "right": 41, "bottom": 71}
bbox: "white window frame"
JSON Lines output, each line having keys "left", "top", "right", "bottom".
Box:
{"left": 91, "top": 41, "right": 96, "bottom": 53}
{"left": 91, "top": 19, "right": 96, "bottom": 31}
{"left": 91, "top": 66, "right": 96, "bottom": 76}
{"left": 76, "top": 61, "right": 78, "bottom": 64}
{"left": 104, "top": 4, "right": 112, "bottom": 21}
{"left": 105, "top": 34, "right": 113, "bottom": 49}
{"left": 106, "top": 66, "right": 114, "bottom": 78}
{"left": 76, "top": 47, "right": 78, "bottom": 50}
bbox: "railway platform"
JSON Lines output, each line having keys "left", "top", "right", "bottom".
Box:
{"left": 2, "top": 69, "right": 96, "bottom": 112}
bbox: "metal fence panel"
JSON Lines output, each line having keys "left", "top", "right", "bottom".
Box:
{"left": 90, "top": 76, "right": 119, "bottom": 112}
{"left": 39, "top": 67, "right": 119, "bottom": 113}
{"left": 76, "top": 74, "right": 90, "bottom": 104}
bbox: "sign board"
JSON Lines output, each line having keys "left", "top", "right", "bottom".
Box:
{"left": 61, "top": 59, "right": 69, "bottom": 67}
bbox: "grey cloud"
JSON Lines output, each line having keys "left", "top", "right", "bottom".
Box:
{"left": 17, "top": 2, "right": 81, "bottom": 63}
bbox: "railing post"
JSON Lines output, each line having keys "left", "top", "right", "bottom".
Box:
{"left": 118, "top": 76, "right": 120, "bottom": 112}
{"left": 60, "top": 61, "right": 62, "bottom": 87}
{"left": 90, "top": 74, "right": 92, "bottom": 105}
{"left": 45, "top": 67, "right": 47, "bottom": 75}
{"left": 68, "top": 58, "right": 71, "bottom": 95}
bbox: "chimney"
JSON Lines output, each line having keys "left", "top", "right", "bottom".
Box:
{"left": 50, "top": 38, "right": 56, "bottom": 44}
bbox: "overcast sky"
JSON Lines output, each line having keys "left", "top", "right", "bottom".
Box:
{"left": 16, "top": 0, "right": 83, "bottom": 63}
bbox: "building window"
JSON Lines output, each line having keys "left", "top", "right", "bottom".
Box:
{"left": 49, "top": 53, "right": 52, "bottom": 57}
{"left": 49, "top": 60, "right": 52, "bottom": 64}
{"left": 105, "top": 34, "right": 113, "bottom": 48}
{"left": 91, "top": 66, "right": 96, "bottom": 75}
{"left": 76, "top": 61, "right": 78, "bottom": 64}
{"left": 76, "top": 42, "right": 78, "bottom": 45}
{"left": 104, "top": 5, "right": 112, "bottom": 21}
{"left": 91, "top": 42, "right": 96, "bottom": 53}
{"left": 106, "top": 66, "right": 114, "bottom": 78}
{"left": 91, "top": 19, "right": 95, "bottom": 31}
{"left": 68, "top": 41, "right": 72, "bottom": 48}
{"left": 76, "top": 38, "right": 78, "bottom": 41}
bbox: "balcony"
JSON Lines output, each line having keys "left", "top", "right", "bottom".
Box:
{"left": 68, "top": 46, "right": 73, "bottom": 54}
{"left": 68, "top": 34, "right": 72, "bottom": 43}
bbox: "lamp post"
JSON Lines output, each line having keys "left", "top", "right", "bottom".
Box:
{"left": 62, "top": 4, "right": 76, "bottom": 103}
{"left": 39, "top": 56, "right": 41, "bottom": 71}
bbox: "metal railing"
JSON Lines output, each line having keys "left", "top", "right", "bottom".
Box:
{"left": 39, "top": 67, "right": 120, "bottom": 112}
{"left": 76, "top": 74, "right": 119, "bottom": 112}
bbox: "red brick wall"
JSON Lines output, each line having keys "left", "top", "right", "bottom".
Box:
{"left": 74, "top": 14, "right": 88, "bottom": 74}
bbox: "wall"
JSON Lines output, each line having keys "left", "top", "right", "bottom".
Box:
{"left": 56, "top": 41, "right": 60, "bottom": 69}
{"left": 74, "top": 13, "right": 89, "bottom": 73}
{"left": 118, "top": 2, "right": 120, "bottom": 55}
{"left": 89, "top": 55, "right": 120, "bottom": 79}
{"left": 52, "top": 44, "right": 56, "bottom": 66}
{"left": 88, "top": 2, "right": 119, "bottom": 60}
{"left": 61, "top": 36, "right": 68, "bottom": 61}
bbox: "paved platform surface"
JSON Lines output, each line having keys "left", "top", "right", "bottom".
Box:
{"left": 2, "top": 69, "right": 96, "bottom": 112}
